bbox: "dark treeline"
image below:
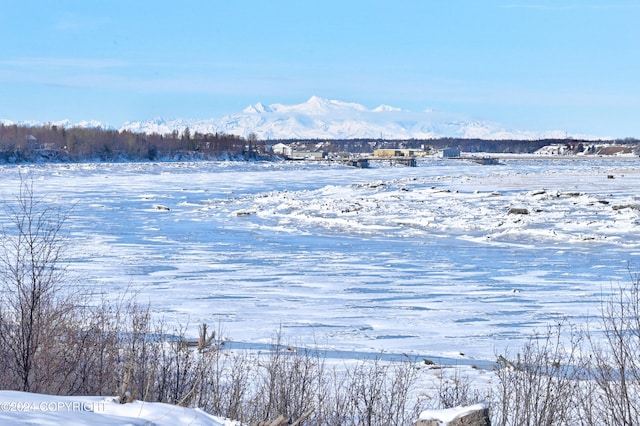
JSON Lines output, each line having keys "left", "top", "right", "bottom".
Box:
{"left": 2, "top": 122, "right": 638, "bottom": 163}
{"left": 0, "top": 124, "right": 267, "bottom": 163}
{"left": 273, "top": 136, "right": 639, "bottom": 155}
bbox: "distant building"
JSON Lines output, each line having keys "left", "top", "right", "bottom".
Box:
{"left": 288, "top": 151, "right": 326, "bottom": 160}
{"left": 441, "top": 147, "right": 461, "bottom": 158}
{"left": 374, "top": 149, "right": 404, "bottom": 157}
{"left": 27, "top": 134, "right": 59, "bottom": 158}
{"left": 271, "top": 143, "right": 292, "bottom": 157}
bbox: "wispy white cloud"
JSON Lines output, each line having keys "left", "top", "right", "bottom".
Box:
{"left": 0, "top": 57, "right": 127, "bottom": 69}
{"left": 501, "top": 4, "right": 577, "bottom": 10}
{"left": 52, "top": 14, "right": 111, "bottom": 32}
{"left": 501, "top": 3, "right": 640, "bottom": 10}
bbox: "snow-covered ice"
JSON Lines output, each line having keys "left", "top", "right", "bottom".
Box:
{"left": 1, "top": 156, "right": 639, "bottom": 364}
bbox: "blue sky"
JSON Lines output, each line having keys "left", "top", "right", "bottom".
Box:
{"left": 1, "top": 0, "right": 639, "bottom": 138}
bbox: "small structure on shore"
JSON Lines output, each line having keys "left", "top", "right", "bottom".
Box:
{"left": 441, "top": 147, "right": 461, "bottom": 158}
{"left": 345, "top": 158, "right": 370, "bottom": 168}
{"left": 471, "top": 156, "right": 500, "bottom": 165}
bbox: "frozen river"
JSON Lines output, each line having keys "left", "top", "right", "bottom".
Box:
{"left": 2, "top": 156, "right": 640, "bottom": 362}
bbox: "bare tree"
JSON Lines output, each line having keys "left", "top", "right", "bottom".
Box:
{"left": 0, "top": 175, "right": 74, "bottom": 392}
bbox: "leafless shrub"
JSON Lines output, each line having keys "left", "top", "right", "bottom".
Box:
{"left": 197, "top": 344, "right": 252, "bottom": 421}
{"left": 580, "top": 278, "right": 640, "bottom": 425}
{"left": 344, "top": 359, "right": 391, "bottom": 426}
{"left": 314, "top": 356, "right": 420, "bottom": 426}
{"left": 489, "top": 278, "right": 640, "bottom": 426}
{"left": 493, "top": 320, "right": 582, "bottom": 426}
{"left": 245, "top": 330, "right": 325, "bottom": 424}
{"left": 437, "top": 367, "right": 490, "bottom": 409}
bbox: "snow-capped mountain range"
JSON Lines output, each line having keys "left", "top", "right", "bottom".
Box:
{"left": 121, "top": 96, "right": 571, "bottom": 140}
{"left": 4, "top": 96, "right": 572, "bottom": 140}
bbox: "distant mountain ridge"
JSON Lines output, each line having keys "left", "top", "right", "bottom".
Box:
{"left": 121, "top": 96, "right": 571, "bottom": 140}
{"left": 4, "top": 96, "right": 575, "bottom": 140}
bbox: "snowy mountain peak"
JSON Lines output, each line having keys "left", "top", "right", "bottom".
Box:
{"left": 373, "top": 104, "right": 402, "bottom": 112}
{"left": 260, "top": 96, "right": 369, "bottom": 116}
{"left": 243, "top": 102, "right": 271, "bottom": 114}
{"left": 76, "top": 120, "right": 109, "bottom": 129}
{"left": 1, "top": 118, "right": 109, "bottom": 130}
{"left": 304, "top": 95, "right": 333, "bottom": 113}
{"left": 307, "top": 95, "right": 326, "bottom": 104}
